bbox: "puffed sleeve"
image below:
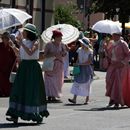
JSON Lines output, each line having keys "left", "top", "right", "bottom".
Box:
{"left": 44, "top": 42, "right": 55, "bottom": 58}
{"left": 121, "top": 41, "right": 130, "bottom": 64}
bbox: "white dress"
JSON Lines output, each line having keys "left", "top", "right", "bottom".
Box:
{"left": 70, "top": 47, "right": 93, "bottom": 96}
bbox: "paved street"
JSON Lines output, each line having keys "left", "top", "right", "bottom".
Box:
{"left": 0, "top": 71, "right": 130, "bottom": 130}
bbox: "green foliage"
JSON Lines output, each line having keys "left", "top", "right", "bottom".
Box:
{"left": 54, "top": 2, "right": 82, "bottom": 28}
{"left": 91, "top": 0, "right": 130, "bottom": 13}
{"left": 90, "top": 0, "right": 130, "bottom": 23}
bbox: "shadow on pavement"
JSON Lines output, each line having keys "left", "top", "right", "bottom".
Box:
{"left": 0, "top": 122, "right": 44, "bottom": 128}
{"left": 74, "top": 106, "right": 129, "bottom": 111}
{"left": 64, "top": 103, "right": 84, "bottom": 106}
{"left": 47, "top": 100, "right": 63, "bottom": 103}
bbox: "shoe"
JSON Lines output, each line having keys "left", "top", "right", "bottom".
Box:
{"left": 51, "top": 97, "right": 62, "bottom": 103}
{"left": 84, "top": 97, "right": 89, "bottom": 105}
{"left": 84, "top": 102, "right": 88, "bottom": 105}
{"left": 114, "top": 104, "right": 119, "bottom": 109}
{"left": 68, "top": 99, "right": 76, "bottom": 104}
{"left": 48, "top": 96, "right": 52, "bottom": 101}
{"left": 52, "top": 99, "right": 62, "bottom": 103}
{"left": 6, "top": 117, "right": 18, "bottom": 124}
{"left": 106, "top": 100, "right": 114, "bottom": 108}
{"left": 36, "top": 118, "right": 43, "bottom": 124}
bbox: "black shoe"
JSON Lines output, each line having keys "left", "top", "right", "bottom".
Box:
{"left": 36, "top": 118, "right": 43, "bottom": 124}
{"left": 51, "top": 97, "right": 62, "bottom": 103}
{"left": 84, "top": 102, "right": 88, "bottom": 105}
{"left": 48, "top": 97, "right": 52, "bottom": 101}
{"left": 106, "top": 100, "right": 114, "bottom": 108}
{"left": 68, "top": 99, "right": 76, "bottom": 104}
{"left": 114, "top": 104, "right": 119, "bottom": 109}
{"left": 6, "top": 117, "right": 18, "bottom": 124}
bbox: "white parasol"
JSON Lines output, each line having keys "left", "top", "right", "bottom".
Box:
{"left": 41, "top": 24, "right": 80, "bottom": 44}
{"left": 0, "top": 8, "right": 32, "bottom": 30}
{"left": 92, "top": 19, "right": 122, "bottom": 34}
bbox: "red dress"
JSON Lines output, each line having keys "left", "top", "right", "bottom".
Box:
{"left": 0, "top": 43, "right": 16, "bottom": 97}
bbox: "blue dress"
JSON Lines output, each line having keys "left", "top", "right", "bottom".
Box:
{"left": 71, "top": 47, "right": 93, "bottom": 96}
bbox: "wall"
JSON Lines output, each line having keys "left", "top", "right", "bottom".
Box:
{"left": 54, "top": 0, "right": 104, "bottom": 30}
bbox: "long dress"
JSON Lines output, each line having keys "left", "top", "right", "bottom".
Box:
{"left": 71, "top": 47, "right": 93, "bottom": 96}
{"left": 105, "top": 39, "right": 130, "bottom": 106}
{"left": 44, "top": 42, "right": 67, "bottom": 98}
{"left": 6, "top": 39, "right": 49, "bottom": 122}
{"left": 122, "top": 65, "right": 130, "bottom": 107}
{"left": 0, "top": 43, "right": 16, "bottom": 97}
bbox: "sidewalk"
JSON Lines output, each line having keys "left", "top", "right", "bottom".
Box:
{"left": 0, "top": 71, "right": 130, "bottom": 130}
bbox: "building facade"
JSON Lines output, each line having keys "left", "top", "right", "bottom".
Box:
{"left": 55, "top": 0, "right": 104, "bottom": 30}
{"left": 0, "top": 0, "right": 104, "bottom": 32}
{"left": 0, "top": 0, "right": 55, "bottom": 33}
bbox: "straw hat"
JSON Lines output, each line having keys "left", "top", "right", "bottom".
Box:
{"left": 23, "top": 23, "right": 38, "bottom": 35}
{"left": 78, "top": 37, "right": 90, "bottom": 48}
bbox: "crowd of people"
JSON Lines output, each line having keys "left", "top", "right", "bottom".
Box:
{"left": 0, "top": 23, "right": 49, "bottom": 124}
{"left": 0, "top": 22, "right": 130, "bottom": 124}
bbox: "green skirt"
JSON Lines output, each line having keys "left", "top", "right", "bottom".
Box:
{"left": 6, "top": 60, "right": 49, "bottom": 122}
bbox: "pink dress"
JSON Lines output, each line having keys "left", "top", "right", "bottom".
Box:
{"left": 122, "top": 65, "right": 130, "bottom": 107}
{"left": 44, "top": 42, "right": 67, "bottom": 98}
{"left": 105, "top": 40, "right": 130, "bottom": 106}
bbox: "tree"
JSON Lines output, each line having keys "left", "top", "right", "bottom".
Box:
{"left": 54, "top": 2, "right": 82, "bottom": 28}
{"left": 90, "top": 0, "right": 130, "bottom": 20}
{"left": 90, "top": 0, "right": 130, "bottom": 36}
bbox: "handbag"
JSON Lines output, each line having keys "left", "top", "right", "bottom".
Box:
{"left": 72, "top": 66, "right": 80, "bottom": 76}
{"left": 42, "top": 57, "right": 55, "bottom": 71}
{"left": 9, "top": 72, "right": 16, "bottom": 83}
{"left": 9, "top": 60, "right": 17, "bottom": 83}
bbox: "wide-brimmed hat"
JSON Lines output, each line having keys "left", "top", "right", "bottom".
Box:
{"left": 78, "top": 37, "right": 90, "bottom": 48}
{"left": 84, "top": 31, "right": 90, "bottom": 36}
{"left": 78, "top": 31, "right": 84, "bottom": 39}
{"left": 23, "top": 23, "right": 38, "bottom": 35}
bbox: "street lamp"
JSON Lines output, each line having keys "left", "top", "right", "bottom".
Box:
{"left": 80, "top": 0, "right": 86, "bottom": 30}
{"left": 115, "top": 8, "right": 120, "bottom": 21}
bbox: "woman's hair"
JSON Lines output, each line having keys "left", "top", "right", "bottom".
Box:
{"left": 51, "top": 35, "right": 55, "bottom": 40}
{"left": 2, "top": 32, "right": 10, "bottom": 40}
{"left": 51, "top": 30, "right": 63, "bottom": 40}
{"left": 25, "top": 30, "right": 38, "bottom": 41}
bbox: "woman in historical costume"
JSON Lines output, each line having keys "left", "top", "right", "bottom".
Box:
{"left": 0, "top": 32, "right": 16, "bottom": 97}
{"left": 68, "top": 37, "right": 93, "bottom": 104}
{"left": 6, "top": 23, "right": 49, "bottom": 124}
{"left": 43, "top": 30, "right": 67, "bottom": 102}
{"left": 105, "top": 32, "right": 130, "bottom": 108}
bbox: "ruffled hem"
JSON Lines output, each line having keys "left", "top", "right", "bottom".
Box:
{"left": 70, "top": 81, "right": 91, "bottom": 96}
{"left": 6, "top": 108, "right": 49, "bottom": 122}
